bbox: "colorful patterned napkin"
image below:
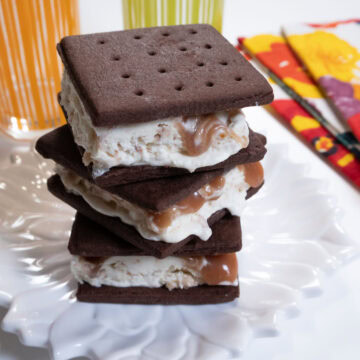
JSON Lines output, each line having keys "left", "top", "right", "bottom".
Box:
{"left": 241, "top": 32, "right": 360, "bottom": 159}
{"left": 241, "top": 34, "right": 346, "bottom": 132}
{"left": 283, "top": 19, "right": 360, "bottom": 141}
{"left": 237, "top": 36, "right": 360, "bottom": 188}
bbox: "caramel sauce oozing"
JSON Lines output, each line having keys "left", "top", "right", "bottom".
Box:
{"left": 186, "top": 253, "right": 238, "bottom": 285}
{"left": 238, "top": 162, "right": 264, "bottom": 188}
{"left": 177, "top": 110, "right": 244, "bottom": 156}
{"left": 152, "top": 192, "right": 205, "bottom": 229}
{"left": 151, "top": 174, "right": 226, "bottom": 229}
{"left": 198, "top": 174, "right": 226, "bottom": 200}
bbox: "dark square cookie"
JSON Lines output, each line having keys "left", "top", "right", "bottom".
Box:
{"left": 77, "top": 283, "right": 239, "bottom": 305}
{"left": 69, "top": 212, "right": 242, "bottom": 257}
{"left": 57, "top": 24, "right": 273, "bottom": 127}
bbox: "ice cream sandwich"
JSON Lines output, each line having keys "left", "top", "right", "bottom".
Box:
{"left": 56, "top": 24, "right": 273, "bottom": 185}
{"left": 70, "top": 213, "right": 240, "bottom": 304}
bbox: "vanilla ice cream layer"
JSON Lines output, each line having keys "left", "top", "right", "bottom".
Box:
{"left": 60, "top": 70, "right": 250, "bottom": 177}
{"left": 71, "top": 254, "right": 238, "bottom": 290}
{"left": 57, "top": 165, "right": 250, "bottom": 243}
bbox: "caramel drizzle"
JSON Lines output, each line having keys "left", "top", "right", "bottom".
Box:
{"left": 151, "top": 175, "right": 226, "bottom": 229}
{"left": 176, "top": 110, "right": 245, "bottom": 156}
{"left": 186, "top": 253, "right": 238, "bottom": 285}
{"left": 151, "top": 162, "right": 263, "bottom": 230}
{"left": 238, "top": 162, "right": 264, "bottom": 188}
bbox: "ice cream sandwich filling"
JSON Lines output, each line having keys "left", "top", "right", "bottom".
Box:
{"left": 57, "top": 162, "right": 264, "bottom": 243}
{"left": 71, "top": 253, "right": 238, "bottom": 290}
{"left": 60, "top": 70, "right": 250, "bottom": 177}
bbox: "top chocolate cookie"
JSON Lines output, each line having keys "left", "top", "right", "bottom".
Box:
{"left": 57, "top": 24, "right": 273, "bottom": 127}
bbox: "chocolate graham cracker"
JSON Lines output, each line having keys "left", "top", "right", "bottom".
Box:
{"left": 69, "top": 212, "right": 242, "bottom": 257}
{"left": 36, "top": 124, "right": 267, "bottom": 190}
{"left": 57, "top": 24, "right": 273, "bottom": 127}
{"left": 48, "top": 174, "right": 262, "bottom": 258}
{"left": 77, "top": 283, "right": 239, "bottom": 305}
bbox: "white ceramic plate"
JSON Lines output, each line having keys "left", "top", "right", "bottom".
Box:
{"left": 0, "top": 139, "right": 356, "bottom": 360}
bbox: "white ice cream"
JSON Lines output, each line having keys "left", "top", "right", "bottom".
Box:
{"left": 56, "top": 165, "right": 250, "bottom": 243}
{"left": 71, "top": 255, "right": 238, "bottom": 290}
{"left": 60, "top": 70, "right": 250, "bottom": 177}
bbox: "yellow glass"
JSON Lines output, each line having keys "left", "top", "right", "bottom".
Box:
{"left": 0, "top": 0, "right": 79, "bottom": 139}
{"left": 122, "top": 0, "right": 224, "bottom": 33}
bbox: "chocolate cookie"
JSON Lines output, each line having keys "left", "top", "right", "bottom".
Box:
{"left": 69, "top": 212, "right": 242, "bottom": 257}
{"left": 57, "top": 24, "right": 273, "bottom": 127}
{"left": 77, "top": 283, "right": 239, "bottom": 304}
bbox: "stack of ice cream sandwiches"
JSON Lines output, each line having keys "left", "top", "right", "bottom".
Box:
{"left": 36, "top": 24, "right": 273, "bottom": 305}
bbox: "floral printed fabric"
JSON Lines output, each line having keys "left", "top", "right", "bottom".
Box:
{"left": 283, "top": 19, "right": 360, "bottom": 141}
{"left": 237, "top": 35, "right": 360, "bottom": 188}
{"left": 241, "top": 34, "right": 344, "bottom": 133}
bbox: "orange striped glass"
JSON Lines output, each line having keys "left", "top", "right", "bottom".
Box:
{"left": 0, "top": 0, "right": 79, "bottom": 139}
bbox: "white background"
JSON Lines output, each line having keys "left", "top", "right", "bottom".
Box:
{"left": 1, "top": 0, "right": 360, "bottom": 359}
